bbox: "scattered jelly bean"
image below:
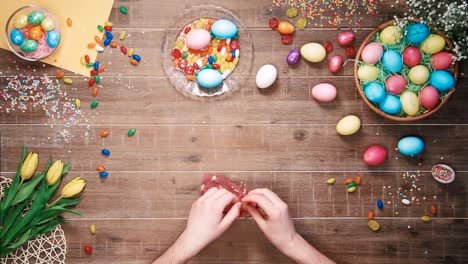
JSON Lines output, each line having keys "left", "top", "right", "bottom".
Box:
{"left": 94, "top": 61, "right": 100, "bottom": 71}
{"left": 97, "top": 25, "right": 104, "bottom": 32}
{"left": 86, "top": 62, "right": 94, "bottom": 68}
{"left": 63, "top": 78, "right": 73, "bottom": 84}
{"left": 91, "top": 100, "right": 99, "bottom": 109}
{"left": 80, "top": 56, "right": 86, "bottom": 66}
{"left": 377, "top": 200, "right": 384, "bottom": 210}
{"left": 90, "top": 70, "right": 99, "bottom": 76}
{"left": 208, "top": 56, "right": 214, "bottom": 64}
{"left": 99, "top": 171, "right": 109, "bottom": 178}
{"left": 100, "top": 130, "right": 110, "bottom": 137}
{"left": 230, "top": 39, "right": 239, "bottom": 50}
{"left": 286, "top": 49, "right": 300, "bottom": 65}
{"left": 88, "top": 78, "right": 95, "bottom": 87}
{"left": 120, "top": 46, "right": 128, "bottom": 55}
{"left": 172, "top": 49, "right": 181, "bottom": 59}
{"left": 94, "top": 36, "right": 102, "bottom": 44}
{"left": 281, "top": 34, "right": 293, "bottom": 45}
{"left": 128, "top": 48, "right": 134, "bottom": 57}
{"left": 67, "top": 17, "right": 72, "bottom": 27}
{"left": 323, "top": 41, "right": 333, "bottom": 53}
{"left": 119, "top": 31, "right": 126, "bottom": 40}
{"left": 347, "top": 182, "right": 357, "bottom": 188}
{"left": 130, "top": 59, "right": 139, "bottom": 66}
{"left": 421, "top": 215, "right": 431, "bottom": 222}
{"left": 119, "top": 6, "right": 128, "bottom": 14}
{"left": 430, "top": 204, "right": 437, "bottom": 215}
{"left": 295, "top": 17, "right": 308, "bottom": 29}
{"left": 56, "top": 71, "right": 65, "bottom": 79}
{"left": 368, "top": 220, "right": 380, "bottom": 231}
{"left": 84, "top": 245, "right": 93, "bottom": 254}
{"left": 104, "top": 21, "right": 113, "bottom": 27}
{"left": 367, "top": 211, "right": 374, "bottom": 220}
{"left": 346, "top": 46, "right": 356, "bottom": 58}
{"left": 326, "top": 177, "right": 336, "bottom": 184}
{"left": 96, "top": 165, "right": 106, "bottom": 172}
{"left": 269, "top": 17, "right": 279, "bottom": 29}
{"left": 96, "top": 45, "right": 104, "bottom": 52}
{"left": 355, "top": 176, "right": 361, "bottom": 185}
{"left": 75, "top": 99, "right": 81, "bottom": 109}
{"left": 101, "top": 149, "right": 110, "bottom": 156}
{"left": 127, "top": 128, "right": 136, "bottom": 136}
{"left": 402, "top": 199, "right": 411, "bottom": 205}
{"left": 91, "top": 87, "right": 99, "bottom": 97}
{"left": 132, "top": 54, "right": 141, "bottom": 62}
{"left": 344, "top": 178, "right": 354, "bottom": 184}
{"left": 105, "top": 31, "right": 113, "bottom": 40}
{"left": 84, "top": 55, "right": 90, "bottom": 63}
{"left": 87, "top": 43, "right": 96, "bottom": 49}
{"left": 103, "top": 38, "right": 111, "bottom": 46}
{"left": 109, "top": 41, "right": 118, "bottom": 48}
{"left": 94, "top": 75, "right": 101, "bottom": 84}
{"left": 90, "top": 224, "right": 96, "bottom": 235}
{"left": 285, "top": 7, "right": 299, "bottom": 18}
{"left": 347, "top": 186, "right": 357, "bottom": 193}
{"left": 104, "top": 25, "right": 113, "bottom": 32}
{"left": 212, "top": 64, "right": 220, "bottom": 70}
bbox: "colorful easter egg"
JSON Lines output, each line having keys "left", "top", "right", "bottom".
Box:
{"left": 364, "top": 82, "right": 386, "bottom": 103}
{"left": 408, "top": 65, "right": 430, "bottom": 84}
{"left": 197, "top": 69, "right": 223, "bottom": 88}
{"left": 430, "top": 70, "right": 455, "bottom": 91}
{"left": 28, "top": 25, "right": 43, "bottom": 41}
{"left": 357, "top": 65, "right": 378, "bottom": 81}
{"left": 20, "top": 39, "right": 38, "bottom": 52}
{"left": 27, "top": 11, "right": 45, "bottom": 25}
{"left": 255, "top": 64, "right": 277, "bottom": 89}
{"left": 337, "top": 31, "right": 355, "bottom": 46}
{"left": 421, "top": 34, "right": 446, "bottom": 54}
{"left": 363, "top": 145, "right": 387, "bottom": 166}
{"left": 14, "top": 15, "right": 28, "bottom": 28}
{"left": 40, "top": 17, "right": 55, "bottom": 31}
{"left": 211, "top": 19, "right": 238, "bottom": 39}
{"left": 311, "top": 83, "right": 337, "bottom": 102}
{"left": 406, "top": 23, "right": 430, "bottom": 44}
{"left": 286, "top": 49, "right": 300, "bottom": 65}
{"left": 398, "top": 136, "right": 425, "bottom": 156}
{"left": 419, "top": 86, "right": 440, "bottom": 110}
{"left": 277, "top": 21, "right": 295, "bottom": 35}
{"left": 300, "top": 43, "right": 326, "bottom": 62}
{"left": 385, "top": 75, "right": 406, "bottom": 95}
{"left": 402, "top": 46, "right": 422, "bottom": 67}
{"left": 336, "top": 115, "right": 361, "bottom": 136}
{"left": 431, "top": 52, "right": 453, "bottom": 70}
{"left": 382, "top": 50, "right": 403, "bottom": 73}
{"left": 361, "top": 42, "right": 383, "bottom": 64}
{"left": 9, "top": 28, "right": 24, "bottom": 46}
{"left": 379, "top": 26, "right": 402, "bottom": 45}
{"left": 379, "top": 94, "right": 402, "bottom": 115}
{"left": 328, "top": 55, "right": 344, "bottom": 73}
{"left": 186, "top": 29, "right": 211, "bottom": 50}
{"left": 46, "top": 30, "right": 60, "bottom": 48}
{"left": 400, "top": 91, "right": 420, "bottom": 116}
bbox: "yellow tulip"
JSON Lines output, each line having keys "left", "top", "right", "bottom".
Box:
{"left": 46, "top": 160, "right": 64, "bottom": 185}
{"left": 20, "top": 152, "right": 38, "bottom": 180}
{"left": 61, "top": 177, "right": 87, "bottom": 198}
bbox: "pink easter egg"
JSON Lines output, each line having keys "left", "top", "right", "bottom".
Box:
{"left": 403, "top": 46, "right": 422, "bottom": 67}
{"left": 311, "top": 83, "right": 337, "bottom": 102}
{"left": 361, "top": 42, "right": 383, "bottom": 64}
{"left": 186, "top": 29, "right": 211, "bottom": 50}
{"left": 363, "top": 145, "right": 387, "bottom": 166}
{"left": 337, "top": 31, "right": 355, "bottom": 46}
{"left": 419, "top": 86, "right": 440, "bottom": 110}
{"left": 385, "top": 75, "right": 407, "bottom": 94}
{"left": 431, "top": 52, "right": 453, "bottom": 70}
{"left": 328, "top": 55, "right": 344, "bottom": 73}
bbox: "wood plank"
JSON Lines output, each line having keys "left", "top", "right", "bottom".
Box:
{"left": 61, "top": 218, "right": 468, "bottom": 264}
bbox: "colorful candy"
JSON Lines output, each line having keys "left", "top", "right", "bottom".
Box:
{"left": 323, "top": 41, "right": 333, "bottom": 53}
{"left": 74, "top": 99, "right": 81, "bottom": 109}
{"left": 101, "top": 149, "right": 110, "bottom": 156}
{"left": 90, "top": 224, "right": 96, "bottom": 234}
{"left": 20, "top": 40, "right": 38, "bottom": 52}
{"left": 100, "top": 130, "right": 110, "bottom": 137}
{"left": 41, "top": 17, "right": 55, "bottom": 31}
{"left": 127, "top": 128, "right": 136, "bottom": 136}
{"left": 84, "top": 245, "right": 93, "bottom": 254}
{"left": 367, "top": 211, "right": 374, "bottom": 220}
{"left": 431, "top": 164, "right": 455, "bottom": 183}
{"left": 90, "top": 100, "right": 99, "bottom": 109}
{"left": 28, "top": 11, "right": 45, "bottom": 25}
{"left": 269, "top": 18, "right": 279, "bottom": 29}
{"left": 281, "top": 34, "right": 293, "bottom": 45}
{"left": 46, "top": 30, "right": 60, "bottom": 48}
{"left": 430, "top": 204, "right": 437, "bottom": 215}
{"left": 14, "top": 15, "right": 28, "bottom": 28}
{"left": 63, "top": 78, "right": 73, "bottom": 84}
{"left": 277, "top": 21, "right": 295, "bottom": 35}
{"left": 120, "top": 6, "right": 128, "bottom": 14}
{"left": 96, "top": 165, "right": 106, "bottom": 172}
{"left": 99, "top": 171, "right": 109, "bottom": 178}
{"left": 286, "top": 49, "right": 300, "bottom": 65}
{"left": 376, "top": 200, "right": 384, "bottom": 210}
{"left": 326, "top": 177, "right": 336, "bottom": 184}
{"left": 10, "top": 29, "right": 24, "bottom": 46}
{"left": 55, "top": 71, "right": 65, "bottom": 79}
{"left": 368, "top": 220, "right": 380, "bottom": 231}
{"left": 421, "top": 215, "right": 431, "bottom": 222}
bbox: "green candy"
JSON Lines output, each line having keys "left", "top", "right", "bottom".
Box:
{"left": 20, "top": 40, "right": 38, "bottom": 52}
{"left": 86, "top": 63, "right": 94, "bottom": 68}
{"left": 347, "top": 182, "right": 357, "bottom": 188}
{"left": 27, "top": 11, "right": 45, "bottom": 25}
{"left": 119, "top": 6, "right": 128, "bottom": 14}
{"left": 97, "top": 25, "right": 104, "bottom": 32}
{"left": 181, "top": 52, "right": 188, "bottom": 59}
{"left": 94, "top": 75, "right": 101, "bottom": 84}
{"left": 90, "top": 100, "right": 99, "bottom": 109}
{"left": 127, "top": 128, "right": 136, "bottom": 136}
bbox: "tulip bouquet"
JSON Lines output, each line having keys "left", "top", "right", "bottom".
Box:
{"left": 0, "top": 146, "right": 86, "bottom": 257}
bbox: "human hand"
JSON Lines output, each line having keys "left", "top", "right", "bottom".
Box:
{"left": 178, "top": 188, "right": 241, "bottom": 259}
{"left": 242, "top": 188, "right": 298, "bottom": 253}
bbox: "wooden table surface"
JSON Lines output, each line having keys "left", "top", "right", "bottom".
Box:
{"left": 1, "top": 0, "right": 467, "bottom": 263}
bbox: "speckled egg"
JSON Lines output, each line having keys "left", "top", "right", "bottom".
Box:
{"left": 378, "top": 94, "right": 402, "bottom": 115}
{"left": 28, "top": 25, "right": 43, "bottom": 41}
{"left": 430, "top": 70, "right": 455, "bottom": 92}
{"left": 10, "top": 28, "right": 24, "bottom": 46}
{"left": 379, "top": 26, "right": 402, "bottom": 45}
{"left": 14, "top": 15, "right": 28, "bottom": 28}
{"left": 328, "top": 55, "right": 343, "bottom": 73}
{"left": 197, "top": 69, "right": 223, "bottom": 88}
{"left": 256, "top": 64, "right": 277, "bottom": 89}
{"left": 421, "top": 34, "right": 446, "bottom": 54}
{"left": 337, "top": 31, "right": 355, "bottom": 46}
{"left": 431, "top": 52, "right": 453, "bottom": 70}
{"left": 397, "top": 136, "right": 425, "bottom": 156}
{"left": 406, "top": 23, "right": 430, "bottom": 45}
{"left": 277, "top": 21, "right": 295, "bottom": 35}
{"left": 400, "top": 91, "right": 420, "bottom": 116}
{"left": 311, "top": 83, "right": 337, "bottom": 102}
{"left": 300, "top": 43, "right": 326, "bottom": 63}
{"left": 361, "top": 42, "right": 383, "bottom": 64}
{"left": 419, "top": 86, "right": 440, "bottom": 110}
{"left": 408, "top": 65, "right": 430, "bottom": 84}
{"left": 211, "top": 19, "right": 238, "bottom": 39}
{"left": 336, "top": 115, "right": 361, "bottom": 136}
{"left": 357, "top": 65, "right": 378, "bottom": 81}
{"left": 286, "top": 49, "right": 300, "bottom": 65}
{"left": 20, "top": 39, "right": 38, "bottom": 52}
{"left": 402, "top": 46, "right": 422, "bottom": 67}
{"left": 385, "top": 75, "right": 406, "bottom": 95}
{"left": 46, "top": 30, "right": 60, "bottom": 48}
{"left": 40, "top": 17, "right": 55, "bottom": 31}
{"left": 27, "top": 11, "right": 45, "bottom": 25}
{"left": 382, "top": 50, "right": 403, "bottom": 73}
{"left": 364, "top": 82, "right": 386, "bottom": 103}
{"left": 186, "top": 29, "right": 211, "bottom": 50}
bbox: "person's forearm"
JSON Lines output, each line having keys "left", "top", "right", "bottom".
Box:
{"left": 152, "top": 232, "right": 196, "bottom": 264}
{"left": 281, "top": 233, "right": 335, "bottom": 264}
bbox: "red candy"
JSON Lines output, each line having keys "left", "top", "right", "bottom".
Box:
{"left": 269, "top": 17, "right": 279, "bottom": 29}
{"left": 281, "top": 34, "right": 293, "bottom": 45}
{"left": 84, "top": 55, "right": 90, "bottom": 63}
{"left": 172, "top": 49, "right": 182, "bottom": 59}
{"left": 193, "top": 63, "right": 200, "bottom": 70}
{"left": 184, "top": 65, "right": 194, "bottom": 75}
{"left": 345, "top": 46, "right": 356, "bottom": 58}
{"left": 212, "top": 63, "right": 220, "bottom": 69}
{"left": 178, "top": 59, "right": 187, "bottom": 69}
{"left": 217, "top": 45, "right": 223, "bottom": 52}
{"left": 230, "top": 39, "right": 240, "bottom": 50}
{"left": 120, "top": 46, "right": 128, "bottom": 55}
{"left": 103, "top": 25, "right": 112, "bottom": 32}
{"left": 90, "top": 70, "right": 99, "bottom": 76}
{"left": 88, "top": 78, "right": 95, "bottom": 87}
{"left": 184, "top": 26, "right": 191, "bottom": 34}
{"left": 84, "top": 245, "right": 93, "bottom": 254}
{"left": 323, "top": 41, "right": 333, "bottom": 53}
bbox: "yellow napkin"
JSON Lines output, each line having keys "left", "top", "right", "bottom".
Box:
{"left": 0, "top": 0, "right": 114, "bottom": 76}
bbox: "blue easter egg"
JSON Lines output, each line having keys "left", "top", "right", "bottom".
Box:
{"left": 406, "top": 23, "right": 430, "bottom": 45}
{"left": 364, "top": 82, "right": 386, "bottom": 103}
{"left": 379, "top": 94, "right": 402, "bottom": 115}
{"left": 46, "top": 30, "right": 60, "bottom": 48}
{"left": 397, "top": 136, "right": 425, "bottom": 156}
{"left": 10, "top": 29, "right": 24, "bottom": 46}
{"left": 196, "top": 69, "right": 223, "bottom": 89}
{"left": 430, "top": 70, "right": 455, "bottom": 92}
{"left": 211, "top": 19, "right": 238, "bottom": 39}
{"left": 382, "top": 50, "right": 403, "bottom": 73}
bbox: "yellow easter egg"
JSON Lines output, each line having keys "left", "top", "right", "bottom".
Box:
{"left": 300, "top": 43, "right": 326, "bottom": 62}
{"left": 336, "top": 115, "right": 361, "bottom": 136}
{"left": 380, "top": 26, "right": 402, "bottom": 45}
{"left": 40, "top": 17, "right": 55, "bottom": 31}
{"left": 400, "top": 91, "right": 420, "bottom": 116}
{"left": 420, "top": 34, "right": 446, "bottom": 54}
{"left": 14, "top": 15, "right": 28, "bottom": 28}
{"left": 357, "top": 65, "right": 378, "bottom": 81}
{"left": 408, "top": 65, "right": 429, "bottom": 84}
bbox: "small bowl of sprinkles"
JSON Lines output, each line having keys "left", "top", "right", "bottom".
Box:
{"left": 162, "top": 5, "right": 253, "bottom": 100}
{"left": 5, "top": 5, "right": 61, "bottom": 61}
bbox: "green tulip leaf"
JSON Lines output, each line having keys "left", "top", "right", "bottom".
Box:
{"left": 0, "top": 201, "right": 28, "bottom": 239}
{"left": 11, "top": 170, "right": 47, "bottom": 206}
{"left": 6, "top": 228, "right": 31, "bottom": 249}
{"left": 56, "top": 196, "right": 84, "bottom": 208}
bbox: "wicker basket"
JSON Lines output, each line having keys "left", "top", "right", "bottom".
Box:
{"left": 354, "top": 20, "right": 459, "bottom": 122}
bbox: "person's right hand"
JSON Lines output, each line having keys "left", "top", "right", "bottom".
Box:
{"left": 242, "top": 188, "right": 298, "bottom": 252}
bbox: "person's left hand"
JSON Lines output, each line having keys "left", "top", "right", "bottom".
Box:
{"left": 177, "top": 188, "right": 241, "bottom": 259}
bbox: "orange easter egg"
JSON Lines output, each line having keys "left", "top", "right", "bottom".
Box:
{"left": 277, "top": 21, "right": 295, "bottom": 35}
{"left": 28, "top": 25, "right": 43, "bottom": 41}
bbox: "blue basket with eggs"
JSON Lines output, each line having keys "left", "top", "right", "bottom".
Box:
{"left": 354, "top": 20, "right": 459, "bottom": 121}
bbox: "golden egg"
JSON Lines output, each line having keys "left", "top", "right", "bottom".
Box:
{"left": 40, "top": 17, "right": 55, "bottom": 31}
{"left": 380, "top": 26, "right": 402, "bottom": 45}
{"left": 14, "top": 15, "right": 28, "bottom": 28}
{"left": 28, "top": 25, "right": 43, "bottom": 41}
{"left": 420, "top": 34, "right": 446, "bottom": 54}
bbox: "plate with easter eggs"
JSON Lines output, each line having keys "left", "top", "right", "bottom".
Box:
{"left": 354, "top": 20, "right": 459, "bottom": 121}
